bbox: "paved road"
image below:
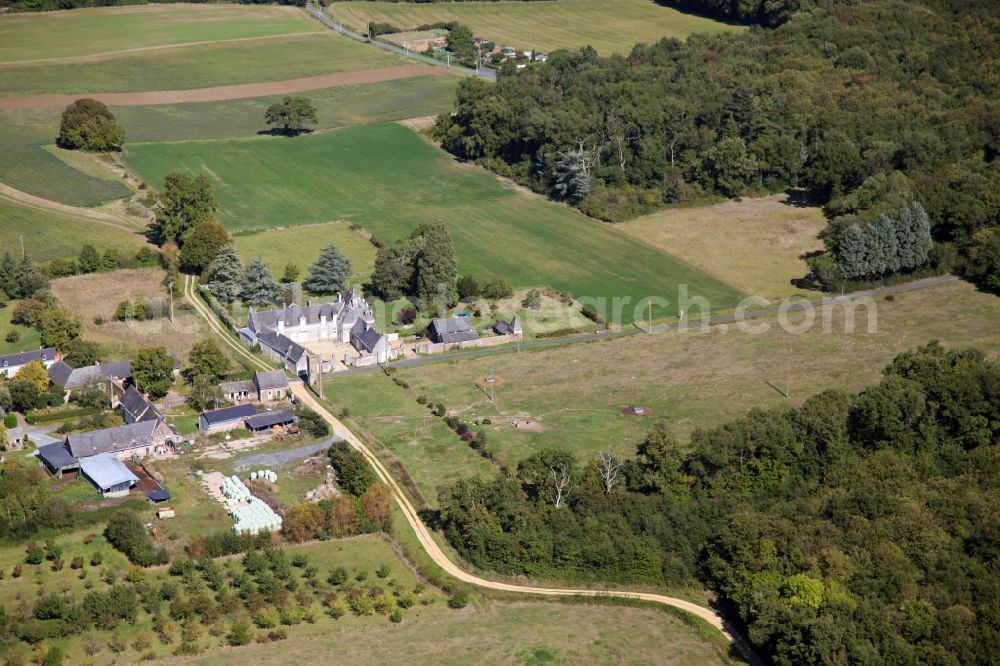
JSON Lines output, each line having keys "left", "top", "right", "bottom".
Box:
{"left": 333, "top": 274, "right": 962, "bottom": 377}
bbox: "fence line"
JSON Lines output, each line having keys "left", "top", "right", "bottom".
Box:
{"left": 304, "top": 3, "right": 496, "bottom": 81}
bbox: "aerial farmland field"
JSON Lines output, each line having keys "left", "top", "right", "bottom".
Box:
{"left": 0, "top": 4, "right": 319, "bottom": 63}
{"left": 325, "top": 0, "right": 742, "bottom": 55}
{"left": 326, "top": 279, "right": 1000, "bottom": 503}
{"left": 124, "top": 122, "right": 743, "bottom": 322}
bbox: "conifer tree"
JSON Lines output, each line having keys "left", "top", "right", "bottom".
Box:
{"left": 206, "top": 244, "right": 244, "bottom": 303}
{"left": 241, "top": 258, "right": 282, "bottom": 307}
{"left": 303, "top": 245, "right": 352, "bottom": 295}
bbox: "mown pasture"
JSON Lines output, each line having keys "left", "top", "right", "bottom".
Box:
{"left": 0, "top": 197, "right": 144, "bottom": 262}
{"left": 125, "top": 123, "right": 742, "bottom": 322}
{"left": 0, "top": 32, "right": 402, "bottom": 97}
{"left": 0, "top": 75, "right": 457, "bottom": 207}
{"left": 325, "top": 0, "right": 742, "bottom": 56}
{"left": 620, "top": 194, "right": 827, "bottom": 301}
{"left": 326, "top": 280, "right": 1000, "bottom": 504}
{"left": 0, "top": 4, "right": 318, "bottom": 63}
{"left": 232, "top": 223, "right": 378, "bottom": 287}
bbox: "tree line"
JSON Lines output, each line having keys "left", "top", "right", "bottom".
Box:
{"left": 435, "top": 342, "right": 1000, "bottom": 664}
{"left": 431, "top": 0, "right": 999, "bottom": 292}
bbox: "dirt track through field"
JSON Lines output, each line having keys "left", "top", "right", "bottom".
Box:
{"left": 0, "top": 64, "right": 445, "bottom": 109}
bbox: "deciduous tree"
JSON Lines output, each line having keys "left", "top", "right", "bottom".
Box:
{"left": 264, "top": 96, "right": 318, "bottom": 136}
{"left": 179, "top": 220, "right": 230, "bottom": 274}
{"left": 131, "top": 347, "right": 174, "bottom": 400}
{"left": 153, "top": 173, "right": 217, "bottom": 246}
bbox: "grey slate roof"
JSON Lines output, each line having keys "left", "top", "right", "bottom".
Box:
{"left": 67, "top": 420, "right": 162, "bottom": 458}
{"left": 249, "top": 301, "right": 345, "bottom": 332}
{"left": 37, "top": 442, "right": 78, "bottom": 470}
{"left": 49, "top": 359, "right": 131, "bottom": 389}
{"left": 120, "top": 385, "right": 161, "bottom": 423}
{"left": 254, "top": 370, "right": 289, "bottom": 391}
{"left": 429, "top": 317, "right": 479, "bottom": 344}
{"left": 245, "top": 410, "right": 295, "bottom": 430}
{"left": 352, "top": 319, "right": 383, "bottom": 353}
{"left": 80, "top": 454, "right": 139, "bottom": 490}
{"left": 493, "top": 315, "right": 522, "bottom": 336}
{"left": 220, "top": 379, "right": 255, "bottom": 395}
{"left": 255, "top": 330, "right": 307, "bottom": 364}
{"left": 0, "top": 347, "right": 57, "bottom": 370}
{"left": 201, "top": 403, "right": 256, "bottom": 427}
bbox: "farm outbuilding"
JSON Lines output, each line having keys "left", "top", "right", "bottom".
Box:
{"left": 199, "top": 403, "right": 257, "bottom": 435}
{"left": 244, "top": 410, "right": 295, "bottom": 434}
{"left": 36, "top": 442, "right": 80, "bottom": 477}
{"left": 80, "top": 454, "right": 139, "bottom": 498}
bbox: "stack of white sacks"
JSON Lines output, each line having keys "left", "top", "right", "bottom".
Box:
{"left": 219, "top": 474, "right": 282, "bottom": 534}
{"left": 249, "top": 470, "right": 278, "bottom": 483}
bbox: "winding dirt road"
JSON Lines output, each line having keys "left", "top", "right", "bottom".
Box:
{"left": 180, "top": 275, "right": 755, "bottom": 661}
{"left": 0, "top": 64, "right": 445, "bottom": 109}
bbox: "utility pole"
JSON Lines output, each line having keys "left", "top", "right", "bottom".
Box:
{"left": 19, "top": 235, "right": 25, "bottom": 259}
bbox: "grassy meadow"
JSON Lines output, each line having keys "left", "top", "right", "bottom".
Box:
{"left": 620, "top": 194, "right": 827, "bottom": 301}
{"left": 0, "top": 32, "right": 402, "bottom": 97}
{"left": 173, "top": 599, "right": 732, "bottom": 666}
{"left": 0, "top": 4, "right": 318, "bottom": 63}
{"left": 327, "top": 280, "right": 1000, "bottom": 503}
{"left": 0, "top": 109, "right": 130, "bottom": 207}
{"left": 233, "top": 223, "right": 378, "bottom": 286}
{"left": 326, "top": 0, "right": 742, "bottom": 56}
{"left": 0, "top": 197, "right": 144, "bottom": 262}
{"left": 0, "top": 75, "right": 456, "bottom": 207}
{"left": 125, "top": 123, "right": 742, "bottom": 322}
{"left": 0, "top": 300, "right": 42, "bottom": 355}
{"left": 50, "top": 269, "right": 205, "bottom": 359}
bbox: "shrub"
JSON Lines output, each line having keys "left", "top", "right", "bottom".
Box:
{"left": 396, "top": 306, "right": 417, "bottom": 325}
{"left": 105, "top": 512, "right": 168, "bottom": 567}
{"left": 479, "top": 277, "right": 514, "bottom": 300}
{"left": 347, "top": 590, "right": 374, "bottom": 616}
{"left": 327, "top": 566, "right": 348, "bottom": 586}
{"left": 326, "top": 596, "right": 347, "bottom": 619}
{"left": 390, "top": 609, "right": 403, "bottom": 623}
{"left": 375, "top": 564, "right": 391, "bottom": 579}
{"left": 70, "top": 556, "right": 84, "bottom": 570}
{"left": 372, "top": 593, "right": 393, "bottom": 615}
{"left": 580, "top": 304, "right": 605, "bottom": 324}
{"left": 90, "top": 552, "right": 102, "bottom": 567}
{"left": 5, "top": 329, "right": 19, "bottom": 344}
{"left": 253, "top": 607, "right": 280, "bottom": 629}
{"left": 328, "top": 441, "right": 377, "bottom": 496}
{"left": 25, "top": 544, "right": 44, "bottom": 565}
{"left": 227, "top": 618, "right": 254, "bottom": 647}
{"left": 448, "top": 588, "right": 470, "bottom": 609}
{"left": 295, "top": 407, "right": 329, "bottom": 438}
{"left": 12, "top": 565, "right": 22, "bottom": 578}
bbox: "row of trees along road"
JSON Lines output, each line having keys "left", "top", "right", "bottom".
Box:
{"left": 436, "top": 343, "right": 1000, "bottom": 665}
{"left": 431, "top": 0, "right": 1000, "bottom": 292}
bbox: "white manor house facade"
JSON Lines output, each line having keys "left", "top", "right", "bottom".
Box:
{"left": 240, "top": 290, "right": 399, "bottom": 375}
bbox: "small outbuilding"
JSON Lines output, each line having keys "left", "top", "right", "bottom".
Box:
{"left": 244, "top": 410, "right": 296, "bottom": 434}
{"left": 199, "top": 403, "right": 256, "bottom": 435}
{"left": 428, "top": 317, "right": 480, "bottom": 344}
{"left": 80, "top": 454, "right": 139, "bottom": 498}
{"left": 37, "top": 442, "right": 80, "bottom": 477}
{"left": 493, "top": 315, "right": 523, "bottom": 337}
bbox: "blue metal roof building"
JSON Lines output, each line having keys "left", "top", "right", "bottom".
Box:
{"left": 199, "top": 403, "right": 256, "bottom": 435}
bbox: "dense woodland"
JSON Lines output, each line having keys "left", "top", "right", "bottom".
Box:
{"left": 437, "top": 343, "right": 1000, "bottom": 664}
{"left": 433, "top": 0, "right": 1000, "bottom": 292}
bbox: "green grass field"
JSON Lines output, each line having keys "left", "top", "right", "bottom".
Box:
{"left": 0, "top": 4, "right": 318, "bottom": 63}
{"left": 0, "top": 197, "right": 144, "bottom": 262}
{"left": 125, "top": 123, "right": 742, "bottom": 322}
{"left": 113, "top": 76, "right": 458, "bottom": 142}
{"left": 327, "top": 280, "right": 1000, "bottom": 503}
{"left": 1, "top": 32, "right": 402, "bottom": 97}
{"left": 0, "top": 300, "right": 42, "bottom": 355}
{"left": 326, "top": 0, "right": 742, "bottom": 56}
{"left": 0, "top": 109, "right": 130, "bottom": 207}
{"left": 233, "top": 222, "right": 378, "bottom": 286}
{"left": 620, "top": 194, "right": 827, "bottom": 301}
{"left": 0, "top": 76, "right": 456, "bottom": 207}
